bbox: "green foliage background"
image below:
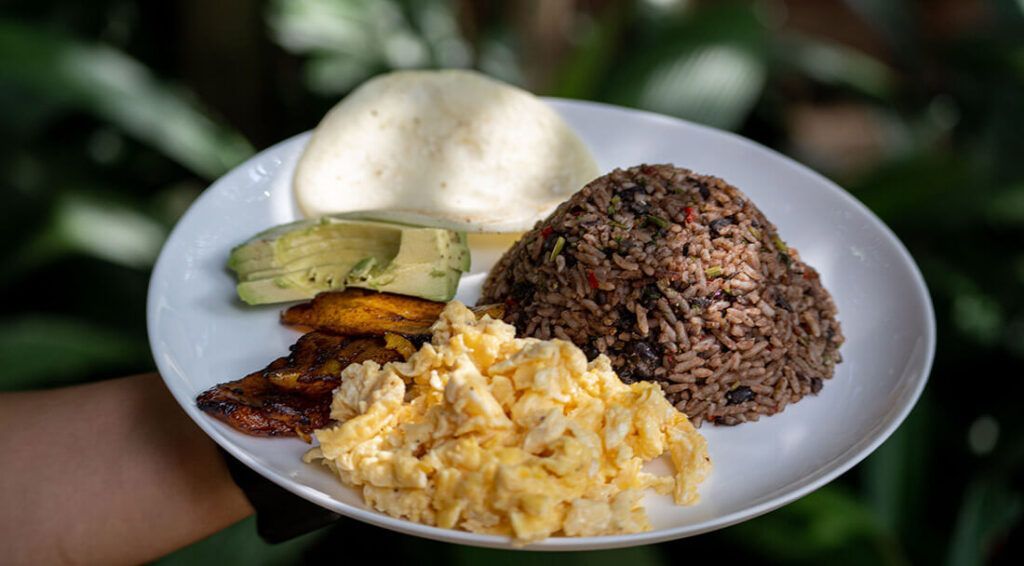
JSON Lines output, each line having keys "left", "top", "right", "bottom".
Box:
{"left": 1, "top": 0, "right": 1021, "bottom": 564}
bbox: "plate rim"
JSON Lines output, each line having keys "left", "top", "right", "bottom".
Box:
{"left": 147, "top": 97, "right": 936, "bottom": 550}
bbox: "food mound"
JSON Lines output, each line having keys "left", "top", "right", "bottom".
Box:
{"left": 304, "top": 301, "right": 710, "bottom": 543}
{"left": 481, "top": 164, "right": 844, "bottom": 426}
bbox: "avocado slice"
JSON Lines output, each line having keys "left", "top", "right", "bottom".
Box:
{"left": 228, "top": 218, "right": 402, "bottom": 275}
{"left": 228, "top": 216, "right": 470, "bottom": 305}
{"left": 344, "top": 229, "right": 467, "bottom": 301}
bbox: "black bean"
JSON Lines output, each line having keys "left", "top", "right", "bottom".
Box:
{"left": 626, "top": 340, "right": 662, "bottom": 378}
{"left": 631, "top": 341, "right": 660, "bottom": 364}
{"left": 563, "top": 253, "right": 578, "bottom": 268}
{"left": 582, "top": 342, "right": 601, "bottom": 361}
{"left": 725, "top": 386, "right": 755, "bottom": 405}
{"left": 617, "top": 185, "right": 644, "bottom": 201}
{"left": 595, "top": 290, "right": 607, "bottom": 305}
{"left": 682, "top": 242, "right": 690, "bottom": 256}
{"left": 640, "top": 283, "right": 662, "bottom": 309}
{"left": 775, "top": 295, "right": 793, "bottom": 312}
{"left": 811, "top": 377, "right": 823, "bottom": 393}
{"left": 618, "top": 185, "right": 652, "bottom": 215}
{"left": 708, "top": 216, "right": 734, "bottom": 236}
{"left": 698, "top": 185, "right": 710, "bottom": 200}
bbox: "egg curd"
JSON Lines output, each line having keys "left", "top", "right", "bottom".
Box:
{"left": 304, "top": 301, "right": 711, "bottom": 543}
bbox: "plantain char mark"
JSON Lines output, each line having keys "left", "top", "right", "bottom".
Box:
{"left": 281, "top": 288, "right": 505, "bottom": 337}
{"left": 196, "top": 332, "right": 404, "bottom": 439}
{"left": 196, "top": 368, "right": 332, "bottom": 439}
{"left": 264, "top": 332, "right": 404, "bottom": 395}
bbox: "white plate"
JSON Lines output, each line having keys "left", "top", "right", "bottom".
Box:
{"left": 147, "top": 99, "right": 935, "bottom": 550}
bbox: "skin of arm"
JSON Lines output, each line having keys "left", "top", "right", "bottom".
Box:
{"left": 0, "top": 373, "right": 254, "bottom": 565}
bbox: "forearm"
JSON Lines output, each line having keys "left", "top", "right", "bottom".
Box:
{"left": 0, "top": 373, "right": 253, "bottom": 565}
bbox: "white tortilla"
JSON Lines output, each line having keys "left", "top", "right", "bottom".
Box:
{"left": 293, "top": 70, "right": 600, "bottom": 233}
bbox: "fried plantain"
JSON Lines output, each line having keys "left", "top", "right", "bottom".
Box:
{"left": 263, "top": 332, "right": 404, "bottom": 395}
{"left": 199, "top": 289, "right": 505, "bottom": 439}
{"left": 196, "top": 367, "right": 331, "bottom": 439}
{"left": 280, "top": 288, "right": 504, "bottom": 337}
{"left": 196, "top": 332, "right": 403, "bottom": 438}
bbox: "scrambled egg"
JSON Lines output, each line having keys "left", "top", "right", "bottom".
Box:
{"left": 304, "top": 302, "right": 711, "bottom": 542}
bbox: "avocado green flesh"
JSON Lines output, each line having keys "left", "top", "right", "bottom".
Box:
{"left": 344, "top": 228, "right": 466, "bottom": 301}
{"left": 346, "top": 266, "right": 462, "bottom": 302}
{"left": 233, "top": 239, "right": 398, "bottom": 281}
{"left": 228, "top": 222, "right": 403, "bottom": 270}
{"left": 236, "top": 264, "right": 355, "bottom": 305}
{"left": 229, "top": 216, "right": 471, "bottom": 305}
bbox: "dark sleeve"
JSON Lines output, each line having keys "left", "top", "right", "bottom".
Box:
{"left": 219, "top": 448, "right": 340, "bottom": 543}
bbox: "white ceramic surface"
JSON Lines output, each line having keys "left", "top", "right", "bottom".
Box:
{"left": 147, "top": 99, "right": 935, "bottom": 550}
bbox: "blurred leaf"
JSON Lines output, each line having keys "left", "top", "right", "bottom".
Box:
{"left": 149, "top": 182, "right": 203, "bottom": 227}
{"left": 269, "top": 0, "right": 402, "bottom": 55}
{"left": 862, "top": 395, "right": 931, "bottom": 559}
{"left": 0, "top": 315, "right": 149, "bottom": 391}
{"left": 52, "top": 192, "right": 166, "bottom": 268}
{"left": 606, "top": 4, "right": 767, "bottom": 130}
{"left": 724, "top": 486, "right": 901, "bottom": 564}
{"left": 0, "top": 20, "right": 252, "bottom": 179}
{"left": 848, "top": 151, "right": 971, "bottom": 227}
{"left": 985, "top": 184, "right": 1024, "bottom": 226}
{"left": 632, "top": 43, "right": 765, "bottom": 130}
{"left": 302, "top": 56, "right": 381, "bottom": 95}
{"left": 946, "top": 478, "right": 1023, "bottom": 566}
{"left": 0, "top": 82, "right": 67, "bottom": 139}
{"left": 953, "top": 294, "right": 1004, "bottom": 346}
{"left": 549, "top": 4, "right": 629, "bottom": 99}
{"left": 843, "top": 0, "right": 919, "bottom": 63}
{"left": 404, "top": 0, "right": 472, "bottom": 68}
{"left": 268, "top": 0, "right": 409, "bottom": 93}
{"left": 7, "top": 191, "right": 167, "bottom": 281}
{"left": 268, "top": 0, "right": 467, "bottom": 95}
{"left": 776, "top": 34, "right": 896, "bottom": 100}
{"left": 156, "top": 516, "right": 326, "bottom": 566}
{"left": 475, "top": 28, "right": 525, "bottom": 87}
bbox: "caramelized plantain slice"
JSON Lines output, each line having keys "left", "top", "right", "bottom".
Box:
{"left": 196, "top": 367, "right": 331, "bottom": 438}
{"left": 198, "top": 290, "right": 505, "bottom": 439}
{"left": 280, "top": 288, "right": 505, "bottom": 336}
{"left": 196, "top": 332, "right": 404, "bottom": 438}
{"left": 264, "top": 332, "right": 404, "bottom": 395}
{"left": 280, "top": 288, "right": 445, "bottom": 335}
